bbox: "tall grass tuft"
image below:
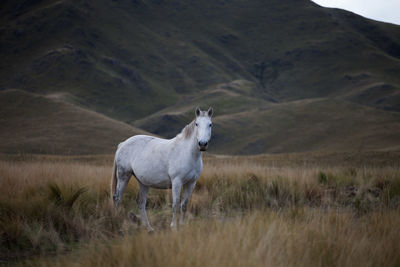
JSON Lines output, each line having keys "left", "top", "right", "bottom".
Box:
{"left": 48, "top": 184, "right": 87, "bottom": 211}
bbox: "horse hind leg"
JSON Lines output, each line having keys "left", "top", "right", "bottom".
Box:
{"left": 136, "top": 182, "right": 154, "bottom": 232}
{"left": 113, "top": 166, "right": 132, "bottom": 210}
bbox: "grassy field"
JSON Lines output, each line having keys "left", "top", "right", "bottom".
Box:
{"left": 0, "top": 152, "right": 399, "bottom": 266}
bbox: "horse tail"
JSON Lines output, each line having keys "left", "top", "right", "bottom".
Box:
{"left": 110, "top": 155, "right": 117, "bottom": 203}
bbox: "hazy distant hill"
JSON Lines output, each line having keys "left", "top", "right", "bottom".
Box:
{"left": 0, "top": 0, "right": 399, "bottom": 154}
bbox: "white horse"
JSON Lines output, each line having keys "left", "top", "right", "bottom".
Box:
{"left": 111, "top": 107, "right": 213, "bottom": 231}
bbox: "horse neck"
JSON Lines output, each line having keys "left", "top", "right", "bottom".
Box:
{"left": 188, "top": 130, "right": 202, "bottom": 158}
{"left": 176, "top": 123, "right": 201, "bottom": 158}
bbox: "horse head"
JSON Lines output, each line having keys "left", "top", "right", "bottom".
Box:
{"left": 194, "top": 106, "right": 213, "bottom": 151}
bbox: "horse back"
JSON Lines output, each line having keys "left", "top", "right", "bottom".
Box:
{"left": 115, "top": 135, "right": 156, "bottom": 170}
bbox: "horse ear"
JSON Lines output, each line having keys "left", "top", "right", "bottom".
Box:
{"left": 195, "top": 106, "right": 201, "bottom": 117}
{"left": 207, "top": 107, "right": 213, "bottom": 117}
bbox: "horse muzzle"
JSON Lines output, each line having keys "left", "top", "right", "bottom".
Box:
{"left": 198, "top": 141, "right": 208, "bottom": 151}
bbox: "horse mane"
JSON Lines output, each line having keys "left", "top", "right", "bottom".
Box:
{"left": 178, "top": 120, "right": 195, "bottom": 139}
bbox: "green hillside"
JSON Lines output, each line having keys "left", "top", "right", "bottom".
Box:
{"left": 0, "top": 0, "right": 399, "bottom": 154}
{"left": 0, "top": 89, "right": 149, "bottom": 154}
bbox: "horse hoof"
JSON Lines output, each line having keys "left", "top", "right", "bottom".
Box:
{"left": 170, "top": 223, "right": 178, "bottom": 231}
{"left": 128, "top": 211, "right": 141, "bottom": 225}
{"left": 147, "top": 227, "right": 155, "bottom": 233}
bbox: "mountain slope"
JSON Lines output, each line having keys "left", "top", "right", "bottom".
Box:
{"left": 212, "top": 98, "right": 400, "bottom": 154}
{"left": 1, "top": 0, "right": 400, "bottom": 119}
{"left": 133, "top": 85, "right": 400, "bottom": 154}
{"left": 0, "top": 89, "right": 148, "bottom": 154}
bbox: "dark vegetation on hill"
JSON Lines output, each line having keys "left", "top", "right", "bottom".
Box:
{"left": 0, "top": 0, "right": 399, "bottom": 154}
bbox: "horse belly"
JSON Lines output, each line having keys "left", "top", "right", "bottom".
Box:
{"left": 137, "top": 172, "right": 171, "bottom": 189}
{"left": 132, "top": 157, "right": 171, "bottom": 189}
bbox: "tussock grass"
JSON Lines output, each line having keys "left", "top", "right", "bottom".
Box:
{"left": 0, "top": 160, "right": 127, "bottom": 261}
{"left": 33, "top": 210, "right": 400, "bottom": 267}
{"left": 0, "top": 153, "right": 399, "bottom": 265}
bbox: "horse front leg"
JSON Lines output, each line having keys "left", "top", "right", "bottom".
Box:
{"left": 180, "top": 181, "right": 196, "bottom": 225}
{"left": 170, "top": 179, "right": 183, "bottom": 229}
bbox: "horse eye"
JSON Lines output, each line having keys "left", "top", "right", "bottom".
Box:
{"left": 209, "top": 123, "right": 212, "bottom": 127}
{"left": 195, "top": 123, "right": 198, "bottom": 127}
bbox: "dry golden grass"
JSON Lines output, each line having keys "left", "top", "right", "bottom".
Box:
{"left": 0, "top": 152, "right": 399, "bottom": 266}
{"left": 34, "top": 210, "right": 400, "bottom": 267}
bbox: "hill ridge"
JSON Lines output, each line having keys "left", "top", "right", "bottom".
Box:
{"left": 0, "top": 89, "right": 150, "bottom": 154}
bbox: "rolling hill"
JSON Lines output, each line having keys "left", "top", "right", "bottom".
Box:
{"left": 133, "top": 84, "right": 400, "bottom": 154}
{"left": 0, "top": 0, "right": 399, "bottom": 154}
{"left": 0, "top": 89, "right": 148, "bottom": 154}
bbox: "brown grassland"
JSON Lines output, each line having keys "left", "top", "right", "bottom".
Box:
{"left": 0, "top": 151, "right": 399, "bottom": 266}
